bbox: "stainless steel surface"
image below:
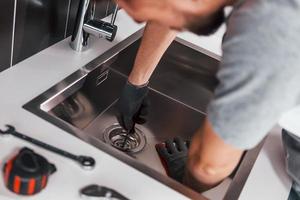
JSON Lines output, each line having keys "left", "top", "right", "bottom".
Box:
{"left": 24, "top": 29, "right": 264, "bottom": 200}
{"left": 224, "top": 140, "right": 265, "bottom": 200}
{"left": 70, "top": 0, "right": 118, "bottom": 51}
{"left": 110, "top": 4, "right": 119, "bottom": 25}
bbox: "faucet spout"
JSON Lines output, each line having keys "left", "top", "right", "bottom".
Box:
{"left": 70, "top": 0, "right": 118, "bottom": 52}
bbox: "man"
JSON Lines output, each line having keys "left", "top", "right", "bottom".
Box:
{"left": 116, "top": 0, "right": 300, "bottom": 197}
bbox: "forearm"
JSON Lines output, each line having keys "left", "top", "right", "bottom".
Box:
{"left": 128, "top": 21, "right": 177, "bottom": 85}
{"left": 183, "top": 118, "right": 243, "bottom": 192}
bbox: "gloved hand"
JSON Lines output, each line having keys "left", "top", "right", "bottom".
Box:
{"left": 116, "top": 81, "right": 150, "bottom": 131}
{"left": 156, "top": 137, "right": 190, "bottom": 182}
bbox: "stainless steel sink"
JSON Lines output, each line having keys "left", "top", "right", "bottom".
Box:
{"left": 24, "top": 29, "right": 263, "bottom": 200}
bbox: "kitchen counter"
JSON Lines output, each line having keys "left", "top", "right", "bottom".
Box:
{"left": 0, "top": 10, "right": 292, "bottom": 200}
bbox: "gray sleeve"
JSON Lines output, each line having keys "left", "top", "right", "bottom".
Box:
{"left": 207, "top": 0, "right": 300, "bottom": 149}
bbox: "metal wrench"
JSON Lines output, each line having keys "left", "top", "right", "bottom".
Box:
{"left": 0, "top": 125, "right": 95, "bottom": 170}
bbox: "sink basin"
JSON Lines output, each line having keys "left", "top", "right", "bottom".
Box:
{"left": 24, "top": 29, "right": 263, "bottom": 200}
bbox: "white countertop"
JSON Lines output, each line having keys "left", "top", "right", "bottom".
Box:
{"left": 0, "top": 10, "right": 292, "bottom": 200}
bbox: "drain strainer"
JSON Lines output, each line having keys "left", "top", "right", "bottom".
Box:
{"left": 103, "top": 124, "right": 146, "bottom": 153}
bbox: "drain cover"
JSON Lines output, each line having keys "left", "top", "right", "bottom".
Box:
{"left": 103, "top": 124, "right": 146, "bottom": 153}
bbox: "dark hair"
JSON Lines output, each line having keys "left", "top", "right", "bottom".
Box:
{"left": 187, "top": 9, "right": 225, "bottom": 36}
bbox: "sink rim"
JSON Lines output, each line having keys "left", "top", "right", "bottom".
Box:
{"left": 23, "top": 29, "right": 205, "bottom": 199}
{"left": 23, "top": 28, "right": 264, "bottom": 200}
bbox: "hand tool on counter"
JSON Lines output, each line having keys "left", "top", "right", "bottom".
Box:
{"left": 3, "top": 147, "right": 56, "bottom": 195}
{"left": 0, "top": 125, "right": 95, "bottom": 170}
{"left": 80, "top": 185, "right": 129, "bottom": 200}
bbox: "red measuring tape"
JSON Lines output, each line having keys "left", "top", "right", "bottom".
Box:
{"left": 3, "top": 147, "right": 56, "bottom": 195}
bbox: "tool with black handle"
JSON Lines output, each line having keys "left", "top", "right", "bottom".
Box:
{"left": 80, "top": 185, "right": 129, "bottom": 200}
{"left": 0, "top": 125, "right": 95, "bottom": 170}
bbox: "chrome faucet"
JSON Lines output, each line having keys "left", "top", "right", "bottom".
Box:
{"left": 70, "top": 0, "right": 119, "bottom": 52}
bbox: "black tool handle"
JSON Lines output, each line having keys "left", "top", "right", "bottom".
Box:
{"left": 81, "top": 185, "right": 129, "bottom": 200}
{"left": 9, "top": 129, "right": 79, "bottom": 161}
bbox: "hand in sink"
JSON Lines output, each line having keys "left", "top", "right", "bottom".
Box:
{"left": 156, "top": 137, "right": 190, "bottom": 182}
{"left": 116, "top": 81, "right": 150, "bottom": 131}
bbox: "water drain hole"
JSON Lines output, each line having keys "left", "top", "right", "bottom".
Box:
{"left": 103, "top": 124, "right": 146, "bottom": 153}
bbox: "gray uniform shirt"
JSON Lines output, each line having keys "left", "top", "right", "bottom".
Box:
{"left": 207, "top": 0, "right": 300, "bottom": 149}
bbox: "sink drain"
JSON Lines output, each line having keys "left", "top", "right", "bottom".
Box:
{"left": 103, "top": 124, "right": 146, "bottom": 153}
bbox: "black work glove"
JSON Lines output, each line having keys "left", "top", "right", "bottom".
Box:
{"left": 155, "top": 137, "right": 190, "bottom": 182}
{"left": 116, "top": 81, "right": 149, "bottom": 131}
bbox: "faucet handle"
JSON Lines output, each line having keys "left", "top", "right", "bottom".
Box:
{"left": 70, "top": 0, "right": 119, "bottom": 51}
{"left": 83, "top": 3, "right": 119, "bottom": 42}
{"left": 83, "top": 19, "right": 117, "bottom": 41}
